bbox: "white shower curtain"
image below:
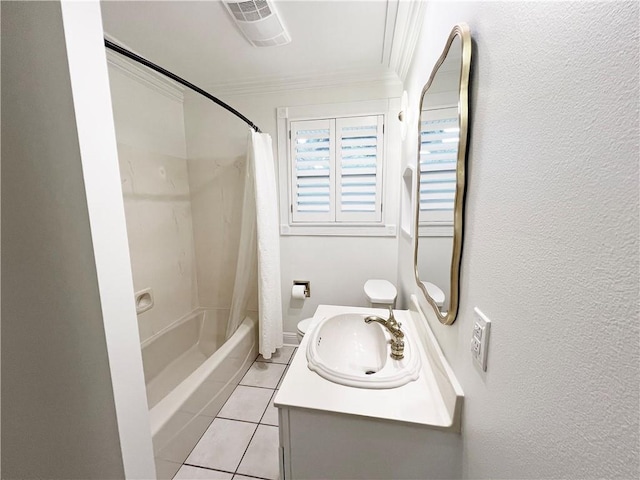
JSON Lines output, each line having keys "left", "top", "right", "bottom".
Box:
{"left": 226, "top": 130, "right": 283, "bottom": 359}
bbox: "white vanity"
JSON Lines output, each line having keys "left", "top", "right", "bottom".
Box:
{"left": 274, "top": 295, "right": 464, "bottom": 479}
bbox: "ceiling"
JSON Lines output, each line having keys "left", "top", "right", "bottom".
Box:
{"left": 100, "top": 0, "right": 423, "bottom": 94}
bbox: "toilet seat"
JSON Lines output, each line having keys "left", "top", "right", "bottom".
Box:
{"left": 422, "top": 281, "right": 445, "bottom": 307}
{"left": 297, "top": 318, "right": 313, "bottom": 338}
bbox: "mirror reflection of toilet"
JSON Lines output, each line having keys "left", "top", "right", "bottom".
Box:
{"left": 422, "top": 281, "right": 445, "bottom": 309}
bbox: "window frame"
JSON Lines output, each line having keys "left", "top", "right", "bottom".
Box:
{"left": 277, "top": 100, "right": 398, "bottom": 237}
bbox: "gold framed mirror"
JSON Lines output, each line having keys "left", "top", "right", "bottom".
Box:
{"left": 414, "top": 23, "right": 472, "bottom": 325}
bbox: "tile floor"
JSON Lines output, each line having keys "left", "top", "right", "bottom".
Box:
{"left": 173, "top": 346, "right": 297, "bottom": 480}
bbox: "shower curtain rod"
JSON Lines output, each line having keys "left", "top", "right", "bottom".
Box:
{"left": 104, "top": 39, "right": 261, "bottom": 133}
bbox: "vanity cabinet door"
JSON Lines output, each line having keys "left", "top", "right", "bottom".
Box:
{"left": 279, "top": 407, "right": 461, "bottom": 479}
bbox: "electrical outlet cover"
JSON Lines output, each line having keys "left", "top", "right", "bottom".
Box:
{"left": 472, "top": 307, "right": 491, "bottom": 371}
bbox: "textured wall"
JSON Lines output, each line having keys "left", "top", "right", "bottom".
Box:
{"left": 398, "top": 1, "right": 639, "bottom": 478}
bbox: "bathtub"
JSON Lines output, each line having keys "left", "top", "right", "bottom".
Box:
{"left": 140, "top": 308, "right": 258, "bottom": 479}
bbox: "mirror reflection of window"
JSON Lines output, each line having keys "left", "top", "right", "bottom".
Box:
{"left": 414, "top": 24, "right": 471, "bottom": 325}
{"left": 419, "top": 106, "right": 459, "bottom": 227}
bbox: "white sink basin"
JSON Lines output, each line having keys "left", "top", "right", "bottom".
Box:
{"left": 306, "top": 313, "right": 421, "bottom": 389}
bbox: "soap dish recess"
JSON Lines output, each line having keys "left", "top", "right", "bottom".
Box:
{"left": 135, "top": 288, "right": 154, "bottom": 315}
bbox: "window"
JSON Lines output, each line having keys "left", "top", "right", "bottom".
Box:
{"left": 276, "top": 99, "right": 398, "bottom": 237}
{"left": 419, "top": 106, "right": 458, "bottom": 228}
{"left": 289, "top": 115, "right": 384, "bottom": 224}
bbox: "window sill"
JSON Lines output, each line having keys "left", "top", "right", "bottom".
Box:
{"left": 418, "top": 224, "right": 454, "bottom": 237}
{"left": 280, "top": 223, "right": 397, "bottom": 237}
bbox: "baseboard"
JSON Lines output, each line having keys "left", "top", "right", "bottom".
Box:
{"left": 283, "top": 331, "right": 300, "bottom": 346}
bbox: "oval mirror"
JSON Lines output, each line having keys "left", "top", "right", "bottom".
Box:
{"left": 414, "top": 24, "right": 472, "bottom": 325}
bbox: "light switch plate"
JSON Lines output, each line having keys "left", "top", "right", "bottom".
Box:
{"left": 471, "top": 307, "right": 491, "bottom": 371}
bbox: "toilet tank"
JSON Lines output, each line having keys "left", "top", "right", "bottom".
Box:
{"left": 364, "top": 279, "right": 397, "bottom": 308}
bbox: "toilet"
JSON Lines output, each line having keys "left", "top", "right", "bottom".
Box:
{"left": 296, "top": 317, "right": 313, "bottom": 343}
{"left": 364, "top": 279, "right": 397, "bottom": 309}
{"left": 422, "top": 281, "right": 446, "bottom": 309}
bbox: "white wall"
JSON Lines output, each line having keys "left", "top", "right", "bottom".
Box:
{"left": 1, "top": 1, "right": 155, "bottom": 477}
{"left": 398, "top": 1, "right": 639, "bottom": 478}
{"left": 107, "top": 63, "right": 198, "bottom": 343}
{"left": 184, "top": 82, "right": 402, "bottom": 334}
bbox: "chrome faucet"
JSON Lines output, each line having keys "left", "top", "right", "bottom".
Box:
{"left": 364, "top": 307, "right": 405, "bottom": 360}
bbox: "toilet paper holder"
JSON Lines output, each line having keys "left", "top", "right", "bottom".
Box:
{"left": 293, "top": 280, "right": 311, "bottom": 298}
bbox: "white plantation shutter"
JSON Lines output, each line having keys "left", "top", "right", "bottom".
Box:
{"left": 419, "top": 106, "right": 459, "bottom": 224}
{"left": 289, "top": 115, "right": 384, "bottom": 224}
{"left": 336, "top": 115, "right": 383, "bottom": 222}
{"left": 290, "top": 119, "right": 335, "bottom": 222}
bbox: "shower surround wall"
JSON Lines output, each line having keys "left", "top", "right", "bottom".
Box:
{"left": 107, "top": 60, "right": 198, "bottom": 342}
{"left": 118, "top": 147, "right": 197, "bottom": 341}
{"left": 187, "top": 156, "right": 258, "bottom": 314}
{"left": 108, "top": 49, "right": 260, "bottom": 343}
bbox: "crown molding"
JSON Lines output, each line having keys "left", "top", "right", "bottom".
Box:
{"left": 388, "top": 0, "right": 427, "bottom": 81}
{"left": 105, "top": 45, "right": 401, "bottom": 101}
{"left": 104, "top": 34, "right": 184, "bottom": 103}
{"left": 200, "top": 66, "right": 403, "bottom": 97}
{"left": 382, "top": 0, "right": 400, "bottom": 67}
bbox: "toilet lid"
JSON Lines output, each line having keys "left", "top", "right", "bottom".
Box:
{"left": 423, "top": 281, "right": 445, "bottom": 307}
{"left": 364, "top": 279, "right": 397, "bottom": 304}
{"left": 297, "top": 318, "right": 314, "bottom": 335}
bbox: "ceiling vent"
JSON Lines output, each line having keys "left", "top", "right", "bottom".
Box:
{"left": 223, "top": 0, "right": 291, "bottom": 47}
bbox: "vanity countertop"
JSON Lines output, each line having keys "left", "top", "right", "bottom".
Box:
{"left": 274, "top": 297, "right": 463, "bottom": 431}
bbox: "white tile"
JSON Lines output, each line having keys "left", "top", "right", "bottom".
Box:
{"left": 237, "top": 425, "right": 280, "bottom": 480}
{"left": 218, "top": 385, "right": 274, "bottom": 423}
{"left": 276, "top": 366, "right": 289, "bottom": 389}
{"left": 256, "top": 346, "right": 296, "bottom": 364}
{"left": 232, "top": 476, "right": 261, "bottom": 480}
{"left": 240, "top": 362, "right": 286, "bottom": 389}
{"left": 174, "top": 465, "right": 232, "bottom": 480}
{"left": 260, "top": 390, "right": 279, "bottom": 426}
{"left": 185, "top": 418, "right": 256, "bottom": 472}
